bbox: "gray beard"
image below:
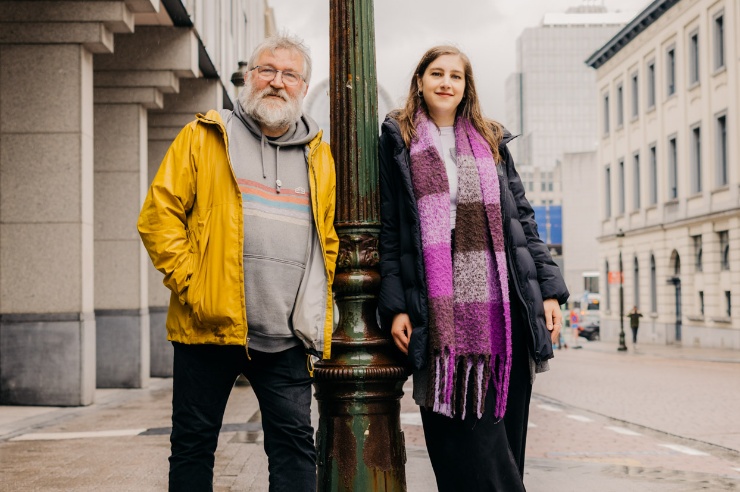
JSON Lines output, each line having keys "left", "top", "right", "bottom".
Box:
{"left": 239, "top": 78, "right": 304, "bottom": 131}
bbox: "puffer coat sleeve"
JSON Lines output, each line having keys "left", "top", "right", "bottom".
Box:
{"left": 377, "top": 123, "right": 407, "bottom": 329}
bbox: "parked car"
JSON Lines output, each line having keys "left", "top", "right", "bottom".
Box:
{"left": 578, "top": 320, "right": 600, "bottom": 341}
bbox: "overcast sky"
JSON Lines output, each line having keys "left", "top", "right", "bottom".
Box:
{"left": 269, "top": 0, "right": 651, "bottom": 124}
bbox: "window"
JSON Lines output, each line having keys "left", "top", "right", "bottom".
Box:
{"left": 690, "top": 125, "right": 702, "bottom": 193}
{"left": 649, "top": 145, "right": 658, "bottom": 205}
{"left": 633, "top": 257, "right": 640, "bottom": 307}
{"left": 726, "top": 291, "right": 732, "bottom": 317}
{"left": 605, "top": 165, "right": 612, "bottom": 218}
{"left": 631, "top": 73, "right": 639, "bottom": 118}
{"left": 699, "top": 291, "right": 705, "bottom": 316}
{"left": 616, "top": 84, "right": 624, "bottom": 127}
{"left": 689, "top": 31, "right": 700, "bottom": 85}
{"left": 650, "top": 254, "right": 657, "bottom": 312}
{"left": 719, "top": 231, "right": 730, "bottom": 270}
{"left": 667, "top": 46, "right": 676, "bottom": 96}
{"left": 716, "top": 114, "right": 728, "bottom": 186}
{"left": 693, "top": 235, "right": 703, "bottom": 272}
{"left": 647, "top": 61, "right": 656, "bottom": 108}
{"left": 603, "top": 93, "right": 610, "bottom": 134}
{"left": 548, "top": 173, "right": 553, "bottom": 191}
{"left": 618, "top": 159, "right": 625, "bottom": 214}
{"left": 633, "top": 153, "right": 641, "bottom": 210}
{"left": 605, "top": 260, "right": 611, "bottom": 311}
{"left": 668, "top": 136, "right": 678, "bottom": 199}
{"left": 714, "top": 12, "right": 725, "bottom": 70}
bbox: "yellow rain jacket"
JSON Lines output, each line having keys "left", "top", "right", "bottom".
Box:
{"left": 138, "top": 110, "right": 338, "bottom": 358}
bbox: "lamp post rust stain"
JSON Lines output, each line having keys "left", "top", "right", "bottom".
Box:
{"left": 314, "top": 0, "right": 409, "bottom": 490}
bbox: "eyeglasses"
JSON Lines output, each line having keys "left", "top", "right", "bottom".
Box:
{"left": 249, "top": 66, "right": 305, "bottom": 87}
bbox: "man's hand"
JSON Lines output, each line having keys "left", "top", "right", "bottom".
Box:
{"left": 391, "top": 313, "right": 412, "bottom": 355}
{"left": 544, "top": 299, "right": 563, "bottom": 344}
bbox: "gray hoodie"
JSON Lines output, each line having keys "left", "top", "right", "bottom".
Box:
{"left": 220, "top": 103, "right": 320, "bottom": 353}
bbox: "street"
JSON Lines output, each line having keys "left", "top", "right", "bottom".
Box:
{"left": 524, "top": 341, "right": 740, "bottom": 491}
{"left": 1, "top": 341, "right": 739, "bottom": 491}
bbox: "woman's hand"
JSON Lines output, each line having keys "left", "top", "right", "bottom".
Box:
{"left": 391, "top": 313, "right": 412, "bottom": 355}
{"left": 544, "top": 299, "right": 563, "bottom": 344}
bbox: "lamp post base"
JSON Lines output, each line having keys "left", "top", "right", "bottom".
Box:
{"left": 617, "top": 329, "right": 628, "bottom": 351}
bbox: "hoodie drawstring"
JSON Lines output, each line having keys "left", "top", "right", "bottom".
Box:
{"left": 260, "top": 133, "right": 282, "bottom": 194}
{"left": 275, "top": 146, "right": 282, "bottom": 193}
{"left": 260, "top": 134, "right": 267, "bottom": 179}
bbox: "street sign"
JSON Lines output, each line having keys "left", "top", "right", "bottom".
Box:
{"left": 608, "top": 271, "right": 624, "bottom": 284}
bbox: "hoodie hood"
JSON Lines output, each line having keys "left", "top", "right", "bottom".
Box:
{"left": 232, "top": 100, "right": 319, "bottom": 193}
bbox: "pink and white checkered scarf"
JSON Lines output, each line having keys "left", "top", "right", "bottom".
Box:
{"left": 409, "top": 110, "right": 512, "bottom": 419}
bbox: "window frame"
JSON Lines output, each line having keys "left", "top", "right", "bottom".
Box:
{"left": 715, "top": 112, "right": 728, "bottom": 187}
{"left": 616, "top": 82, "right": 624, "bottom": 128}
{"left": 726, "top": 291, "right": 732, "bottom": 317}
{"left": 688, "top": 29, "right": 700, "bottom": 87}
{"left": 719, "top": 231, "right": 730, "bottom": 270}
{"left": 632, "top": 151, "right": 641, "bottom": 210}
{"left": 646, "top": 59, "right": 656, "bottom": 110}
{"left": 690, "top": 123, "right": 702, "bottom": 194}
{"left": 633, "top": 256, "right": 640, "bottom": 308}
{"left": 713, "top": 10, "right": 725, "bottom": 72}
{"left": 605, "top": 164, "right": 612, "bottom": 218}
{"left": 618, "top": 158, "right": 625, "bottom": 215}
{"left": 667, "top": 135, "right": 678, "bottom": 200}
{"left": 666, "top": 45, "right": 677, "bottom": 97}
{"left": 648, "top": 143, "right": 658, "bottom": 205}
{"left": 630, "top": 71, "right": 639, "bottom": 119}
{"left": 650, "top": 254, "right": 657, "bottom": 313}
{"left": 692, "top": 234, "right": 703, "bottom": 272}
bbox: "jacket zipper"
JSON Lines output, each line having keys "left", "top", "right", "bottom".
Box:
{"left": 203, "top": 113, "right": 250, "bottom": 357}
{"left": 499, "top": 162, "right": 540, "bottom": 364}
{"left": 307, "top": 141, "right": 329, "bottom": 358}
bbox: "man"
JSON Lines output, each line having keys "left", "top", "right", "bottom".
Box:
{"left": 627, "top": 306, "right": 643, "bottom": 349}
{"left": 138, "top": 34, "right": 338, "bottom": 491}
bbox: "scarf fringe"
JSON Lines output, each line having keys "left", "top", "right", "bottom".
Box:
{"left": 428, "top": 351, "right": 492, "bottom": 419}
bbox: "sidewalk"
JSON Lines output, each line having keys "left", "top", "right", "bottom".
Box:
{"left": 568, "top": 338, "right": 740, "bottom": 363}
{"left": 1, "top": 341, "right": 737, "bottom": 490}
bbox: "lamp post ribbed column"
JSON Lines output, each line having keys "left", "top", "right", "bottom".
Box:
{"left": 314, "top": 1, "right": 409, "bottom": 490}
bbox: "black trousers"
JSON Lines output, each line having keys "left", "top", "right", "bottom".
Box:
{"left": 168, "top": 343, "right": 315, "bottom": 492}
{"left": 420, "top": 302, "right": 532, "bottom": 492}
{"left": 631, "top": 326, "right": 639, "bottom": 343}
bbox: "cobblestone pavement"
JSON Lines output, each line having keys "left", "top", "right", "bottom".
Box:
{"left": 0, "top": 341, "right": 738, "bottom": 491}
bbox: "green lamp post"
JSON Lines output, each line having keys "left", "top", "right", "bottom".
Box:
{"left": 313, "top": 0, "right": 409, "bottom": 490}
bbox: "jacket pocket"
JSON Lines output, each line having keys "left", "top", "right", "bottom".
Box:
{"left": 185, "top": 210, "right": 217, "bottom": 326}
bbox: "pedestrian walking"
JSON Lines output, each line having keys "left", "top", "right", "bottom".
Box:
{"left": 377, "top": 45, "right": 569, "bottom": 491}
{"left": 137, "top": 34, "right": 338, "bottom": 492}
{"left": 627, "top": 306, "right": 643, "bottom": 348}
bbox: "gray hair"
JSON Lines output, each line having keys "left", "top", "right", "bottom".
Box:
{"left": 247, "top": 33, "right": 312, "bottom": 85}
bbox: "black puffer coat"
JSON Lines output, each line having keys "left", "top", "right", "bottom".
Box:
{"left": 377, "top": 116, "right": 569, "bottom": 371}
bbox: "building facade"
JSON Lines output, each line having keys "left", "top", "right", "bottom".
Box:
{"left": 0, "top": 0, "right": 276, "bottom": 405}
{"left": 505, "top": 4, "right": 633, "bottom": 298}
{"left": 561, "top": 150, "right": 601, "bottom": 299}
{"left": 588, "top": 0, "right": 739, "bottom": 348}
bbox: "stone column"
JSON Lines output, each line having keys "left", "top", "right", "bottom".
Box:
{"left": 0, "top": 43, "right": 98, "bottom": 405}
{"left": 93, "top": 26, "right": 199, "bottom": 382}
{"left": 92, "top": 103, "right": 151, "bottom": 388}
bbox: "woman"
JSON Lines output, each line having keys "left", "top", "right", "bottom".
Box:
{"left": 378, "top": 46, "right": 569, "bottom": 490}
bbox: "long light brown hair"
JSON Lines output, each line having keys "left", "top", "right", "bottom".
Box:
{"left": 396, "top": 46, "right": 504, "bottom": 162}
